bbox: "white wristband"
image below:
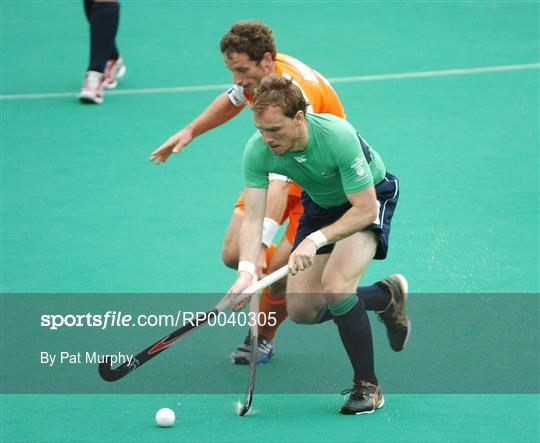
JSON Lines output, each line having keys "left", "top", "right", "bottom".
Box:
{"left": 261, "top": 217, "right": 280, "bottom": 247}
{"left": 268, "top": 173, "right": 291, "bottom": 182}
{"left": 306, "top": 230, "right": 328, "bottom": 249}
{"left": 227, "top": 84, "right": 247, "bottom": 107}
{"left": 238, "top": 260, "right": 256, "bottom": 276}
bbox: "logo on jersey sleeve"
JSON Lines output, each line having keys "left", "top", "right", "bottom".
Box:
{"left": 351, "top": 156, "right": 367, "bottom": 177}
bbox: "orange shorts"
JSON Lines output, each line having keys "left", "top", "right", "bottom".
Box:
{"left": 235, "top": 184, "right": 304, "bottom": 245}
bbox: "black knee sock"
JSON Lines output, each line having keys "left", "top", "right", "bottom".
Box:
{"left": 316, "top": 281, "right": 391, "bottom": 322}
{"left": 332, "top": 296, "right": 377, "bottom": 384}
{"left": 356, "top": 282, "right": 390, "bottom": 312}
{"left": 88, "top": 2, "right": 120, "bottom": 72}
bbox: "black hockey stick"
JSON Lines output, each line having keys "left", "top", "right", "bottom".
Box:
{"left": 99, "top": 266, "right": 289, "bottom": 382}
{"left": 238, "top": 291, "right": 260, "bottom": 416}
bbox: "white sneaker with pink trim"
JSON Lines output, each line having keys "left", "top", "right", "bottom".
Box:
{"left": 78, "top": 70, "right": 105, "bottom": 104}
{"left": 104, "top": 57, "right": 126, "bottom": 89}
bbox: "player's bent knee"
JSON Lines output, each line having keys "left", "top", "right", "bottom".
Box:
{"left": 321, "top": 281, "right": 357, "bottom": 304}
{"left": 287, "top": 305, "right": 318, "bottom": 324}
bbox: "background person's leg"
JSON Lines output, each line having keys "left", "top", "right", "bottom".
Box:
{"left": 88, "top": 0, "right": 120, "bottom": 73}
{"left": 83, "top": 0, "right": 93, "bottom": 22}
{"left": 79, "top": 0, "right": 120, "bottom": 103}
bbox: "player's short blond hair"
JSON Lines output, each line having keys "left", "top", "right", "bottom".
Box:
{"left": 220, "top": 21, "right": 277, "bottom": 62}
{"left": 253, "top": 74, "right": 307, "bottom": 118}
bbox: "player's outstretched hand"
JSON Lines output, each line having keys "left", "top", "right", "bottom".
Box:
{"left": 149, "top": 127, "right": 194, "bottom": 164}
{"left": 288, "top": 238, "right": 317, "bottom": 275}
{"left": 227, "top": 271, "right": 257, "bottom": 311}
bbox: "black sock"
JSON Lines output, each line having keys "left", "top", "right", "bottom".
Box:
{"left": 356, "top": 282, "right": 390, "bottom": 312}
{"left": 317, "top": 282, "right": 390, "bottom": 321}
{"left": 332, "top": 297, "right": 377, "bottom": 385}
{"left": 88, "top": 2, "right": 120, "bottom": 72}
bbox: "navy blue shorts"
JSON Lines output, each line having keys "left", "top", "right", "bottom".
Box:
{"left": 292, "top": 172, "right": 399, "bottom": 260}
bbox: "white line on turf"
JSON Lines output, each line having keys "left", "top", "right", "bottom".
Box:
{"left": 328, "top": 63, "right": 540, "bottom": 83}
{"left": 1, "top": 62, "right": 538, "bottom": 101}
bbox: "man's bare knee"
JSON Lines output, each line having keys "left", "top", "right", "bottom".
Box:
{"left": 321, "top": 280, "right": 355, "bottom": 305}
{"left": 287, "top": 305, "right": 318, "bottom": 324}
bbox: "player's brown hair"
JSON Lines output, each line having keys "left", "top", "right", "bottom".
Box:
{"left": 220, "top": 21, "right": 277, "bottom": 62}
{"left": 252, "top": 74, "right": 307, "bottom": 118}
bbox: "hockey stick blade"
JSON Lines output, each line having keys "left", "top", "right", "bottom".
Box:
{"left": 238, "top": 335, "right": 257, "bottom": 416}
{"left": 99, "top": 309, "right": 216, "bottom": 382}
{"left": 99, "top": 265, "right": 289, "bottom": 382}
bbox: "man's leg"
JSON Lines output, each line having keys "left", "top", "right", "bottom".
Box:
{"left": 285, "top": 253, "right": 330, "bottom": 322}
{"left": 258, "top": 192, "right": 405, "bottom": 344}
{"left": 354, "top": 172, "right": 410, "bottom": 351}
{"left": 257, "top": 236, "right": 289, "bottom": 339}
{"left": 287, "top": 231, "right": 385, "bottom": 414}
{"left": 88, "top": 0, "right": 120, "bottom": 73}
{"left": 323, "top": 232, "right": 378, "bottom": 389}
{"left": 227, "top": 191, "right": 295, "bottom": 364}
{"left": 357, "top": 275, "right": 411, "bottom": 351}
{"left": 83, "top": 0, "right": 94, "bottom": 22}
{"left": 224, "top": 204, "right": 284, "bottom": 363}
{"left": 79, "top": 0, "right": 121, "bottom": 103}
{"left": 255, "top": 192, "right": 303, "bottom": 340}
{"left": 229, "top": 228, "right": 291, "bottom": 364}
{"left": 282, "top": 245, "right": 410, "bottom": 353}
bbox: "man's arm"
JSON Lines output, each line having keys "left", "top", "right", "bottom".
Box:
{"left": 149, "top": 92, "right": 245, "bottom": 164}
{"left": 255, "top": 178, "right": 289, "bottom": 273}
{"left": 288, "top": 186, "right": 378, "bottom": 274}
{"left": 318, "top": 186, "right": 378, "bottom": 244}
{"left": 228, "top": 187, "right": 268, "bottom": 296}
{"left": 264, "top": 178, "right": 289, "bottom": 224}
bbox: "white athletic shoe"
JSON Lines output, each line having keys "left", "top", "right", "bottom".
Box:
{"left": 231, "top": 333, "right": 275, "bottom": 365}
{"left": 78, "top": 70, "right": 105, "bottom": 104}
{"left": 104, "top": 57, "right": 126, "bottom": 89}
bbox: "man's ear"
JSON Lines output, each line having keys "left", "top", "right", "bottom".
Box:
{"left": 260, "top": 52, "right": 274, "bottom": 70}
{"left": 295, "top": 110, "right": 305, "bottom": 125}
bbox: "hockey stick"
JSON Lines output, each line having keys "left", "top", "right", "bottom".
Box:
{"left": 238, "top": 290, "right": 260, "bottom": 416}
{"left": 99, "top": 265, "right": 289, "bottom": 382}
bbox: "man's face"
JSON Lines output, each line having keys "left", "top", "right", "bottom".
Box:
{"left": 224, "top": 52, "right": 273, "bottom": 94}
{"left": 254, "top": 106, "right": 304, "bottom": 156}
